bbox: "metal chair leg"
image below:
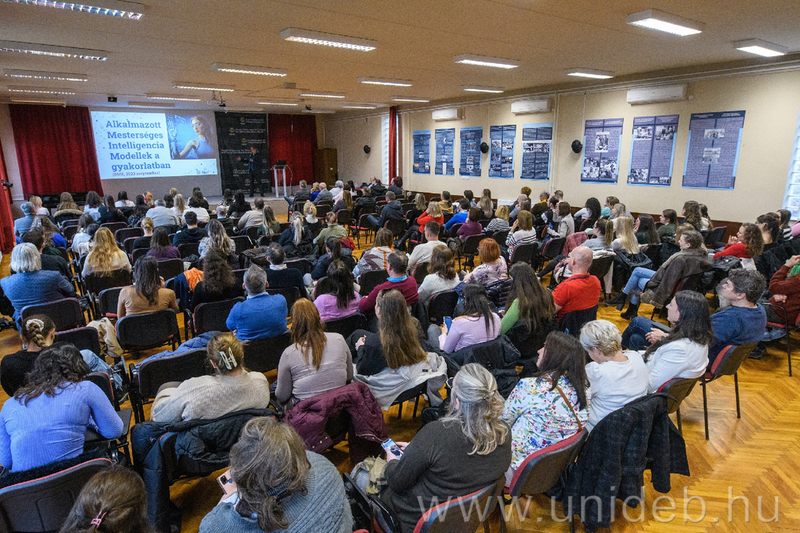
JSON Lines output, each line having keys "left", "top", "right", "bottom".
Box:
{"left": 787, "top": 330, "right": 793, "bottom": 377}
{"left": 676, "top": 408, "right": 682, "bottom": 434}
{"left": 397, "top": 401, "right": 403, "bottom": 419}
{"left": 412, "top": 395, "right": 420, "bottom": 418}
{"left": 702, "top": 381, "right": 710, "bottom": 440}
{"left": 734, "top": 372, "right": 741, "bottom": 419}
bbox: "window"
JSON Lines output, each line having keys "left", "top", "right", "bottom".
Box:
{"left": 782, "top": 111, "right": 800, "bottom": 219}
{"left": 381, "top": 114, "right": 389, "bottom": 184}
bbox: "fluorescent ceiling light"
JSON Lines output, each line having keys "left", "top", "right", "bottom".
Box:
{"left": 3, "top": 0, "right": 144, "bottom": 19}
{"left": 146, "top": 93, "right": 202, "bottom": 102}
{"left": 212, "top": 63, "right": 287, "bottom": 77}
{"left": 626, "top": 9, "right": 704, "bottom": 36}
{"left": 566, "top": 68, "right": 614, "bottom": 79}
{"left": 4, "top": 69, "right": 88, "bottom": 82}
{"left": 453, "top": 54, "right": 519, "bottom": 69}
{"left": 302, "top": 109, "right": 335, "bottom": 114}
{"left": 392, "top": 97, "right": 429, "bottom": 103}
{"left": 357, "top": 77, "right": 412, "bottom": 87}
{"left": 7, "top": 86, "right": 76, "bottom": 95}
{"left": 462, "top": 85, "right": 504, "bottom": 94}
{"left": 10, "top": 98, "right": 67, "bottom": 105}
{"left": 173, "top": 82, "right": 234, "bottom": 92}
{"left": 734, "top": 39, "right": 788, "bottom": 57}
{"left": 0, "top": 40, "right": 108, "bottom": 60}
{"left": 298, "top": 91, "right": 345, "bottom": 99}
{"left": 281, "top": 28, "right": 376, "bottom": 52}
{"left": 128, "top": 101, "right": 174, "bottom": 108}
{"left": 255, "top": 101, "right": 299, "bottom": 106}
{"left": 342, "top": 104, "right": 378, "bottom": 109}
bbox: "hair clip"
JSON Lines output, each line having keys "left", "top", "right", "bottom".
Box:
{"left": 27, "top": 318, "right": 44, "bottom": 330}
{"left": 91, "top": 510, "right": 107, "bottom": 526}
{"left": 219, "top": 347, "right": 238, "bottom": 370}
{"left": 266, "top": 481, "right": 291, "bottom": 502}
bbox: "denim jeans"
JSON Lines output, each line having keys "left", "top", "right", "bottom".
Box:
{"left": 366, "top": 215, "right": 380, "bottom": 230}
{"left": 81, "top": 349, "right": 123, "bottom": 390}
{"left": 622, "top": 267, "right": 656, "bottom": 304}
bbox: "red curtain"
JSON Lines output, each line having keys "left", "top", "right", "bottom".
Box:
{"left": 9, "top": 105, "right": 103, "bottom": 197}
{"left": 0, "top": 136, "right": 15, "bottom": 252}
{"left": 389, "top": 106, "right": 398, "bottom": 181}
{"left": 268, "top": 114, "right": 317, "bottom": 187}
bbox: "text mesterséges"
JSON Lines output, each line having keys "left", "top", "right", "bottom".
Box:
{"left": 107, "top": 131, "right": 164, "bottom": 140}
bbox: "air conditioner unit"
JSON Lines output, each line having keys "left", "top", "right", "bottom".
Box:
{"left": 626, "top": 84, "right": 687, "bottom": 105}
{"left": 511, "top": 98, "right": 551, "bottom": 115}
{"left": 432, "top": 107, "right": 463, "bottom": 121}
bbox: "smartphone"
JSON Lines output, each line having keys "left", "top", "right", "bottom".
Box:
{"left": 217, "top": 469, "right": 238, "bottom": 496}
{"left": 443, "top": 316, "right": 452, "bottom": 332}
{"left": 381, "top": 438, "right": 403, "bottom": 459}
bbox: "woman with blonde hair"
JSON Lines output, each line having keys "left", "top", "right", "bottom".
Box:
{"left": 506, "top": 210, "right": 538, "bottom": 256}
{"left": 27, "top": 195, "right": 49, "bottom": 217}
{"left": 485, "top": 205, "right": 510, "bottom": 234}
{"left": 82, "top": 227, "right": 131, "bottom": 277}
{"left": 275, "top": 299, "right": 352, "bottom": 406}
{"left": 199, "top": 417, "right": 352, "bottom": 533}
{"left": 132, "top": 217, "right": 154, "bottom": 250}
{"left": 479, "top": 196, "right": 494, "bottom": 220}
{"left": 257, "top": 205, "right": 281, "bottom": 237}
{"left": 302, "top": 201, "right": 321, "bottom": 234}
{"left": 199, "top": 218, "right": 235, "bottom": 260}
{"left": 397, "top": 201, "right": 443, "bottom": 250}
{"left": 380, "top": 363, "right": 511, "bottom": 532}
{"left": 612, "top": 215, "right": 640, "bottom": 254}
{"left": 278, "top": 212, "right": 314, "bottom": 258}
{"left": 54, "top": 192, "right": 83, "bottom": 223}
{"left": 172, "top": 193, "right": 187, "bottom": 224}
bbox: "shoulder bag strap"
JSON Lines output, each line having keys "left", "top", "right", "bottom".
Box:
{"left": 555, "top": 383, "right": 584, "bottom": 431}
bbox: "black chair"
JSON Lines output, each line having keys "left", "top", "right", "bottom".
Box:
{"left": 700, "top": 343, "right": 757, "bottom": 440}
{"left": 351, "top": 213, "right": 375, "bottom": 248}
{"left": 390, "top": 380, "right": 430, "bottom": 419}
{"left": 122, "top": 236, "right": 140, "bottom": 255}
{"left": 186, "top": 297, "right": 244, "bottom": 338}
{"left": 761, "top": 301, "right": 794, "bottom": 376}
{"left": 509, "top": 243, "right": 536, "bottom": 267}
{"left": 359, "top": 269, "right": 389, "bottom": 297}
{"left": 587, "top": 255, "right": 615, "bottom": 297}
{"left": 458, "top": 234, "right": 484, "bottom": 270}
{"left": 83, "top": 372, "right": 132, "bottom": 461}
{"left": 541, "top": 237, "right": 566, "bottom": 263}
{"left": 231, "top": 235, "right": 252, "bottom": 255}
{"left": 384, "top": 219, "right": 406, "bottom": 238}
{"left": 412, "top": 262, "right": 429, "bottom": 285}
{"left": 115, "top": 226, "right": 143, "bottom": 244}
{"left": 323, "top": 313, "right": 366, "bottom": 339}
{"left": 245, "top": 225, "right": 259, "bottom": 245}
{"left": 101, "top": 222, "right": 127, "bottom": 235}
{"left": 177, "top": 242, "right": 199, "bottom": 258}
{"left": 83, "top": 269, "right": 132, "bottom": 315}
{"left": 266, "top": 286, "right": 301, "bottom": 313}
{"left": 242, "top": 331, "right": 293, "bottom": 373}
{"left": 336, "top": 209, "right": 352, "bottom": 228}
{"left": 131, "top": 247, "right": 149, "bottom": 264}
{"left": 427, "top": 290, "right": 458, "bottom": 325}
{"left": 55, "top": 326, "right": 102, "bottom": 355}
{"left": 21, "top": 298, "right": 85, "bottom": 331}
{"left": 559, "top": 305, "right": 598, "bottom": 336}
{"left": 156, "top": 258, "right": 183, "bottom": 281}
{"left": 285, "top": 258, "right": 314, "bottom": 276}
{"left": 492, "top": 230, "right": 509, "bottom": 249}
{"left": 315, "top": 204, "right": 331, "bottom": 218}
{"left": 657, "top": 377, "right": 699, "bottom": 434}
{"left": 116, "top": 309, "right": 181, "bottom": 359}
{"left": 62, "top": 225, "right": 79, "bottom": 245}
{"left": 97, "top": 286, "right": 123, "bottom": 319}
{"left": 642, "top": 243, "right": 663, "bottom": 270}
{"left": 314, "top": 276, "right": 334, "bottom": 299}
{"left": 706, "top": 226, "right": 727, "bottom": 246}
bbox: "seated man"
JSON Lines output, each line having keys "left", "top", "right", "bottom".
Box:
{"left": 353, "top": 186, "right": 376, "bottom": 220}
{"left": 358, "top": 251, "right": 419, "bottom": 317}
{"left": 264, "top": 243, "right": 307, "bottom": 299}
{"left": 285, "top": 179, "right": 310, "bottom": 208}
{"left": 145, "top": 199, "right": 179, "bottom": 228}
{"left": 444, "top": 199, "right": 470, "bottom": 230}
{"left": 226, "top": 265, "right": 288, "bottom": 341}
{"left": 552, "top": 246, "right": 601, "bottom": 324}
{"left": 369, "top": 176, "right": 386, "bottom": 197}
{"left": 366, "top": 191, "right": 404, "bottom": 230}
{"left": 13, "top": 202, "right": 36, "bottom": 238}
{"left": 237, "top": 197, "right": 265, "bottom": 231}
{"left": 19, "top": 227, "right": 71, "bottom": 281}
{"left": 173, "top": 211, "right": 208, "bottom": 247}
{"left": 314, "top": 182, "right": 333, "bottom": 205}
{"left": 407, "top": 221, "right": 447, "bottom": 274}
{"left": 329, "top": 180, "right": 343, "bottom": 200}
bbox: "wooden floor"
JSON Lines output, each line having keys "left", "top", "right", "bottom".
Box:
{"left": 1, "top": 232, "right": 798, "bottom": 532}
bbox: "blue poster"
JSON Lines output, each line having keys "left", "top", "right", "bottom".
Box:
{"left": 521, "top": 122, "right": 552, "bottom": 180}
{"left": 459, "top": 126, "right": 483, "bottom": 177}
{"left": 412, "top": 130, "right": 431, "bottom": 174}
{"left": 489, "top": 125, "right": 516, "bottom": 178}
{"left": 435, "top": 128, "right": 455, "bottom": 175}
{"left": 628, "top": 115, "right": 679, "bottom": 187}
{"left": 581, "top": 118, "right": 624, "bottom": 183}
{"left": 682, "top": 111, "right": 746, "bottom": 189}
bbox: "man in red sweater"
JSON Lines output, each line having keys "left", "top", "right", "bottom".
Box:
{"left": 358, "top": 252, "right": 419, "bottom": 318}
{"left": 552, "top": 246, "right": 601, "bottom": 321}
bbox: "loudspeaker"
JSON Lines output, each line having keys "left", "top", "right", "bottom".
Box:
{"left": 571, "top": 140, "right": 583, "bottom": 154}
{"left": 363, "top": 145, "right": 371, "bottom": 154}
{"left": 480, "top": 142, "right": 489, "bottom": 154}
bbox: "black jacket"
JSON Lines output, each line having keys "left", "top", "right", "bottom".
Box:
{"left": 377, "top": 200, "right": 405, "bottom": 227}
{"left": 353, "top": 196, "right": 376, "bottom": 219}
{"left": 173, "top": 227, "right": 207, "bottom": 247}
{"left": 445, "top": 336, "right": 521, "bottom": 398}
{"left": 266, "top": 266, "right": 308, "bottom": 299}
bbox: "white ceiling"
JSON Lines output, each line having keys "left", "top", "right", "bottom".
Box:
{"left": 1, "top": 0, "right": 799, "bottom": 113}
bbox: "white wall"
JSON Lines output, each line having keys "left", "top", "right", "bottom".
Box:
{"left": 0, "top": 104, "right": 24, "bottom": 203}
{"left": 322, "top": 114, "right": 385, "bottom": 185}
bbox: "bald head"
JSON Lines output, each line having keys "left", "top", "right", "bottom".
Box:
{"left": 570, "top": 246, "right": 593, "bottom": 273}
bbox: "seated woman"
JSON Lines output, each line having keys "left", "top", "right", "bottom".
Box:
{"left": 256, "top": 205, "right": 282, "bottom": 238}
{"left": 607, "top": 229, "right": 712, "bottom": 319}
{"left": 0, "top": 343, "right": 124, "bottom": 472}
{"left": 584, "top": 219, "right": 614, "bottom": 252}
{"left": 546, "top": 202, "right": 574, "bottom": 239}
{"left": 620, "top": 291, "right": 712, "bottom": 391}
{"left": 379, "top": 363, "right": 511, "bottom": 533}
{"left": 478, "top": 195, "right": 494, "bottom": 219}
{"left": 279, "top": 212, "right": 315, "bottom": 258}
{"left": 314, "top": 260, "right": 361, "bottom": 321}
{"left": 463, "top": 238, "right": 507, "bottom": 285}
{"left": 457, "top": 207, "right": 484, "bottom": 240}
{"left": 579, "top": 320, "right": 649, "bottom": 430}
{"left": 200, "top": 219, "right": 235, "bottom": 258}
{"left": 397, "top": 201, "right": 443, "bottom": 249}
{"left": 228, "top": 190, "right": 250, "bottom": 219}
{"left": 430, "top": 282, "right": 501, "bottom": 354}
{"left": 500, "top": 263, "right": 555, "bottom": 336}
{"left": 634, "top": 214, "right": 660, "bottom": 246}
{"left": 573, "top": 197, "right": 601, "bottom": 232}
{"left": 70, "top": 213, "right": 96, "bottom": 255}
{"left": 53, "top": 192, "right": 84, "bottom": 225}
{"left": 332, "top": 189, "right": 353, "bottom": 214}
{"left": 314, "top": 211, "right": 348, "bottom": 251}
{"left": 404, "top": 193, "right": 426, "bottom": 227}
{"left": 611, "top": 215, "right": 640, "bottom": 254}
{"left": 680, "top": 200, "right": 703, "bottom": 231}
{"left": 275, "top": 299, "right": 352, "bottom": 407}
{"left": 147, "top": 226, "right": 181, "bottom": 261}
{"left": 132, "top": 216, "right": 154, "bottom": 251}
{"left": 199, "top": 417, "right": 352, "bottom": 533}
{"left": 658, "top": 209, "right": 678, "bottom": 241}
{"left": 352, "top": 228, "right": 393, "bottom": 281}
{"left": 303, "top": 202, "right": 321, "bottom": 235}
{"left": 0, "top": 243, "right": 75, "bottom": 322}
{"left": 501, "top": 332, "right": 588, "bottom": 483}
{"left": 190, "top": 250, "right": 241, "bottom": 312}
{"left": 82, "top": 227, "right": 132, "bottom": 277}
{"left": 151, "top": 332, "right": 271, "bottom": 423}
{"left": 117, "top": 256, "right": 180, "bottom": 318}
{"left": 127, "top": 194, "right": 150, "bottom": 228}
{"left": 756, "top": 213, "right": 780, "bottom": 247}
{"left": 484, "top": 205, "right": 510, "bottom": 235}
{"left": 505, "top": 210, "right": 537, "bottom": 257}
{"left": 98, "top": 194, "right": 126, "bottom": 224}
{"left": 307, "top": 237, "right": 356, "bottom": 286}
{"left": 417, "top": 246, "right": 460, "bottom": 303}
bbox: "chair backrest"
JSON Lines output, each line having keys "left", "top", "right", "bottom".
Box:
{"left": 115, "top": 226, "right": 143, "bottom": 243}
{"left": 642, "top": 243, "right": 663, "bottom": 270}
{"left": 231, "top": 235, "right": 252, "bottom": 255}
{"left": 131, "top": 247, "right": 149, "bottom": 264}
{"left": 542, "top": 237, "right": 566, "bottom": 260}
{"left": 656, "top": 377, "right": 698, "bottom": 415}
{"left": 427, "top": 290, "right": 459, "bottom": 325}
{"left": 84, "top": 269, "right": 132, "bottom": 296}
{"left": 708, "top": 343, "right": 758, "bottom": 379}
{"left": 509, "top": 243, "right": 536, "bottom": 265}
{"left": 412, "top": 262, "right": 429, "bottom": 285}
{"left": 461, "top": 235, "right": 484, "bottom": 256}
{"left": 336, "top": 209, "right": 352, "bottom": 226}
{"left": 448, "top": 223, "right": 463, "bottom": 239}
{"left": 98, "top": 286, "right": 124, "bottom": 318}
{"left": 193, "top": 297, "right": 244, "bottom": 334}
{"left": 242, "top": 331, "right": 293, "bottom": 373}
{"left": 116, "top": 309, "right": 181, "bottom": 352}
{"left": 101, "top": 222, "right": 126, "bottom": 235}
{"left": 54, "top": 326, "right": 102, "bottom": 355}
{"left": 285, "top": 258, "right": 314, "bottom": 275}
{"left": 314, "top": 276, "right": 333, "bottom": 299}
{"left": 323, "top": 313, "right": 366, "bottom": 339}
{"left": 491, "top": 230, "right": 509, "bottom": 248}
{"left": 62, "top": 225, "right": 79, "bottom": 244}
{"left": 135, "top": 348, "right": 211, "bottom": 402}
{"left": 266, "top": 286, "right": 300, "bottom": 313}
{"left": 21, "top": 298, "right": 84, "bottom": 331}
{"left": 157, "top": 259, "right": 184, "bottom": 281}
{"left": 412, "top": 477, "right": 503, "bottom": 533}
{"left": 384, "top": 218, "right": 406, "bottom": 237}
{"left": 245, "top": 225, "right": 259, "bottom": 244}
{"left": 178, "top": 242, "right": 199, "bottom": 258}
{"left": 359, "top": 269, "right": 389, "bottom": 296}
{"left": 85, "top": 371, "right": 117, "bottom": 410}
{"left": 0, "top": 458, "right": 113, "bottom": 533}
{"left": 559, "top": 305, "right": 598, "bottom": 336}
{"left": 707, "top": 226, "right": 727, "bottom": 245}
{"left": 123, "top": 236, "right": 139, "bottom": 255}
{"left": 508, "top": 429, "right": 588, "bottom": 497}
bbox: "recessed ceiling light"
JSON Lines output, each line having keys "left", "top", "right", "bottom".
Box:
{"left": 6, "top": 86, "right": 76, "bottom": 95}
{"left": 146, "top": 93, "right": 202, "bottom": 102}
{"left": 453, "top": 54, "right": 519, "bottom": 69}
{"left": 4, "top": 69, "right": 88, "bottom": 82}
{"left": 342, "top": 104, "right": 378, "bottom": 109}
{"left": 298, "top": 91, "right": 345, "bottom": 99}
{"left": 173, "top": 82, "right": 234, "bottom": 92}
{"left": 3, "top": 0, "right": 144, "bottom": 19}
{"left": 128, "top": 101, "right": 175, "bottom": 108}
{"left": 565, "top": 68, "right": 614, "bottom": 79}
{"left": 255, "top": 101, "right": 299, "bottom": 106}
{"left": 10, "top": 98, "right": 67, "bottom": 105}
{"left": 302, "top": 109, "right": 336, "bottom": 114}
{"left": 391, "top": 97, "right": 430, "bottom": 103}
{"left": 734, "top": 39, "right": 788, "bottom": 57}
{"left": 462, "top": 85, "right": 504, "bottom": 94}
{"left": 281, "top": 28, "right": 376, "bottom": 52}
{"left": 212, "top": 63, "right": 288, "bottom": 77}
{"left": 0, "top": 40, "right": 108, "bottom": 60}
{"left": 357, "top": 77, "right": 412, "bottom": 87}
{"left": 626, "top": 9, "right": 704, "bottom": 36}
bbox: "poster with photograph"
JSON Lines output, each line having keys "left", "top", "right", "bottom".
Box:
{"left": 581, "top": 118, "right": 624, "bottom": 183}
{"left": 682, "top": 111, "right": 746, "bottom": 189}
{"left": 627, "top": 114, "right": 679, "bottom": 187}
{"left": 215, "top": 112, "right": 269, "bottom": 193}
{"left": 521, "top": 122, "right": 553, "bottom": 180}
{"left": 459, "top": 126, "right": 483, "bottom": 177}
{"left": 489, "top": 125, "right": 516, "bottom": 178}
{"left": 413, "top": 130, "right": 431, "bottom": 174}
{"left": 435, "top": 128, "right": 456, "bottom": 175}
{"left": 782, "top": 157, "right": 800, "bottom": 219}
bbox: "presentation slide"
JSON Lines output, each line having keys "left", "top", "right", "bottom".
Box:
{"left": 90, "top": 110, "right": 219, "bottom": 180}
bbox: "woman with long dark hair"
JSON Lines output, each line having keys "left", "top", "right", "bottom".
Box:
{"left": 98, "top": 194, "right": 126, "bottom": 224}
{"left": 229, "top": 190, "right": 251, "bottom": 219}
{"left": 83, "top": 191, "right": 103, "bottom": 221}
{"left": 756, "top": 212, "right": 780, "bottom": 246}
{"left": 190, "top": 250, "right": 239, "bottom": 312}
{"left": 681, "top": 200, "right": 703, "bottom": 231}
{"left": 147, "top": 226, "right": 180, "bottom": 260}
{"left": 128, "top": 194, "right": 150, "bottom": 227}
{"left": 500, "top": 263, "right": 555, "bottom": 335}
{"left": 314, "top": 260, "right": 361, "bottom": 320}
{"left": 634, "top": 213, "right": 659, "bottom": 246}
{"left": 432, "top": 282, "right": 501, "bottom": 353}
{"left": 117, "top": 255, "right": 179, "bottom": 318}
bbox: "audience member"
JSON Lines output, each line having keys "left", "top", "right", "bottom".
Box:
{"left": 397, "top": 201, "right": 443, "bottom": 250}
{"left": 83, "top": 191, "right": 103, "bottom": 221}
{"left": 353, "top": 228, "right": 393, "bottom": 281}
{"left": 229, "top": 191, "right": 251, "bottom": 218}
{"left": 478, "top": 196, "right": 494, "bottom": 220}
{"left": 1, "top": 243, "right": 75, "bottom": 321}
{"left": 444, "top": 198, "right": 470, "bottom": 229}
{"left": 573, "top": 197, "right": 601, "bottom": 231}
{"left": 756, "top": 213, "right": 780, "bottom": 246}
{"left": 98, "top": 195, "right": 126, "bottom": 224}
{"left": 199, "top": 218, "right": 236, "bottom": 261}
{"left": 308, "top": 237, "right": 356, "bottom": 284}
{"left": 190, "top": 250, "right": 240, "bottom": 312}
{"left": 257, "top": 205, "right": 281, "bottom": 237}
{"left": 279, "top": 212, "right": 314, "bottom": 258}
{"left": 634, "top": 213, "right": 659, "bottom": 245}
{"left": 369, "top": 176, "right": 386, "bottom": 196}
{"left": 115, "top": 190, "right": 135, "bottom": 209}
{"left": 505, "top": 210, "right": 537, "bottom": 257}
{"left": 531, "top": 191, "right": 549, "bottom": 217}
{"left": 551, "top": 246, "right": 601, "bottom": 322}
{"left": 183, "top": 195, "right": 209, "bottom": 224}
{"left": 70, "top": 213, "right": 95, "bottom": 254}
{"left": 388, "top": 176, "right": 403, "bottom": 197}
{"left": 226, "top": 266, "right": 288, "bottom": 341}
{"left": 416, "top": 246, "right": 460, "bottom": 304}
{"left": 237, "top": 197, "right": 265, "bottom": 230}
{"left": 13, "top": 202, "right": 36, "bottom": 238}
{"left": 314, "top": 182, "right": 333, "bottom": 204}
{"left": 147, "top": 226, "right": 180, "bottom": 260}
{"left": 314, "top": 260, "right": 361, "bottom": 320}
{"left": 53, "top": 192, "right": 84, "bottom": 224}
{"left": 681, "top": 200, "right": 704, "bottom": 231}
{"left": 485, "top": 205, "right": 510, "bottom": 234}
{"left": 358, "top": 252, "right": 419, "bottom": 316}
{"left": 457, "top": 207, "right": 484, "bottom": 241}
{"left": 302, "top": 202, "right": 321, "bottom": 234}
{"left": 407, "top": 221, "right": 446, "bottom": 274}
{"left": 431, "top": 283, "right": 501, "bottom": 353}
{"left": 500, "top": 263, "right": 555, "bottom": 335}
{"left": 584, "top": 219, "right": 614, "bottom": 252}
{"left": 464, "top": 238, "right": 507, "bottom": 285}
{"left": 330, "top": 180, "right": 344, "bottom": 200}
{"left": 315, "top": 211, "right": 347, "bottom": 248}
{"left": 145, "top": 199, "right": 179, "bottom": 228}
{"left": 19, "top": 227, "right": 71, "bottom": 280}
{"left": 547, "top": 202, "right": 575, "bottom": 239}
{"left": 611, "top": 216, "right": 640, "bottom": 254}
{"left": 352, "top": 186, "right": 376, "bottom": 220}
{"left": 285, "top": 179, "right": 310, "bottom": 208}
{"left": 658, "top": 209, "right": 678, "bottom": 240}
{"left": 173, "top": 211, "right": 207, "bottom": 247}
{"left": 117, "top": 256, "right": 179, "bottom": 318}
{"left": 128, "top": 194, "right": 150, "bottom": 227}
{"left": 263, "top": 243, "right": 307, "bottom": 299}
{"left": 367, "top": 191, "right": 404, "bottom": 230}
{"left": 132, "top": 216, "right": 154, "bottom": 251}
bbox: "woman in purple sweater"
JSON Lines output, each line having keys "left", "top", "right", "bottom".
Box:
{"left": 147, "top": 226, "right": 181, "bottom": 260}
{"left": 429, "top": 282, "right": 501, "bottom": 353}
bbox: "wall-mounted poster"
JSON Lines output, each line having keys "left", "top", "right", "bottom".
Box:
{"left": 521, "top": 122, "right": 552, "bottom": 180}
{"left": 682, "top": 111, "right": 746, "bottom": 189}
{"left": 459, "top": 126, "right": 483, "bottom": 177}
{"left": 435, "top": 128, "right": 455, "bottom": 175}
{"left": 581, "top": 118, "right": 624, "bottom": 183}
{"left": 489, "top": 124, "right": 516, "bottom": 178}
{"left": 627, "top": 114, "right": 679, "bottom": 187}
{"left": 413, "top": 130, "right": 431, "bottom": 174}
